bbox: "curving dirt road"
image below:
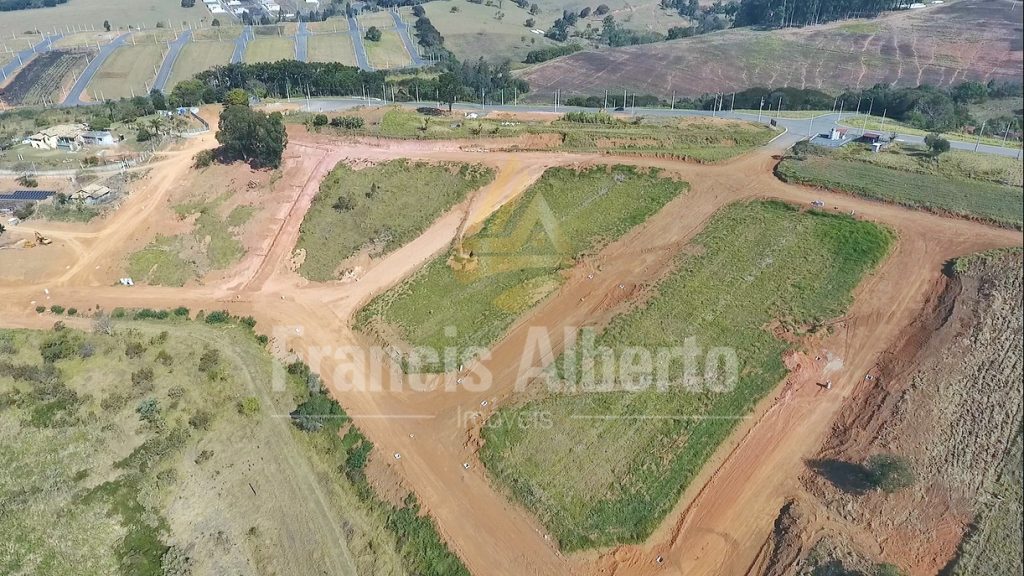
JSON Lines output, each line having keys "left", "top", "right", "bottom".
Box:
{"left": 1, "top": 123, "right": 1020, "bottom": 576}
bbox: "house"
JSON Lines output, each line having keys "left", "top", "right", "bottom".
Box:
{"left": 27, "top": 124, "right": 86, "bottom": 151}
{"left": 81, "top": 131, "right": 115, "bottom": 146}
{"left": 828, "top": 127, "right": 848, "bottom": 140}
{"left": 70, "top": 184, "right": 112, "bottom": 205}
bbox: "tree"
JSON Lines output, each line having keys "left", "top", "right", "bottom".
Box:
{"left": 215, "top": 105, "right": 287, "bottom": 169}
{"left": 136, "top": 126, "right": 153, "bottom": 142}
{"left": 0, "top": 223, "right": 5, "bottom": 237}
{"left": 149, "top": 88, "right": 167, "bottom": 110}
{"left": 579, "top": 7, "right": 591, "bottom": 18}
{"left": 412, "top": 4, "right": 425, "bottom": 17}
{"left": 223, "top": 88, "right": 249, "bottom": 106}
{"left": 211, "top": 18, "right": 220, "bottom": 26}
{"left": 529, "top": 3, "right": 539, "bottom": 15}
{"left": 865, "top": 453, "right": 914, "bottom": 493}
{"left": 924, "top": 133, "right": 951, "bottom": 156}
{"left": 437, "top": 72, "right": 462, "bottom": 113}
{"left": 364, "top": 26, "right": 382, "bottom": 42}
{"left": 103, "top": 20, "right": 111, "bottom": 32}
{"left": 594, "top": 4, "right": 610, "bottom": 15}
{"left": 524, "top": 17, "right": 534, "bottom": 27}
{"left": 168, "top": 78, "right": 206, "bottom": 107}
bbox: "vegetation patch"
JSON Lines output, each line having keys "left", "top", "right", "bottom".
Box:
{"left": 357, "top": 165, "right": 686, "bottom": 372}
{"left": 479, "top": 200, "right": 892, "bottom": 550}
{"left": 297, "top": 159, "right": 494, "bottom": 282}
{"left": 776, "top": 142, "right": 1024, "bottom": 228}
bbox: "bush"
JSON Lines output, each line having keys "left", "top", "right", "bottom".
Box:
{"left": 193, "top": 149, "right": 215, "bottom": 169}
{"left": 329, "top": 115, "right": 364, "bottom": 129}
{"left": 49, "top": 305, "right": 65, "bottom": 315}
{"left": 35, "top": 306, "right": 45, "bottom": 313}
{"left": 124, "top": 341, "right": 146, "bottom": 359}
{"left": 312, "top": 114, "right": 328, "bottom": 127}
{"left": 38, "top": 331, "right": 80, "bottom": 362}
{"left": 188, "top": 410, "right": 213, "bottom": 430}
{"left": 173, "top": 306, "right": 190, "bottom": 317}
{"left": 198, "top": 348, "right": 220, "bottom": 374}
{"left": 131, "top": 366, "right": 155, "bottom": 388}
{"left": 136, "top": 398, "right": 161, "bottom": 423}
{"left": 364, "top": 26, "right": 382, "bottom": 42}
{"left": 204, "top": 310, "right": 231, "bottom": 324}
{"left": 237, "top": 396, "right": 260, "bottom": 416}
{"left": 136, "top": 126, "right": 153, "bottom": 142}
{"left": 66, "top": 308, "right": 77, "bottom": 316}
{"left": 156, "top": 350, "right": 173, "bottom": 366}
{"left": 865, "top": 454, "right": 915, "bottom": 493}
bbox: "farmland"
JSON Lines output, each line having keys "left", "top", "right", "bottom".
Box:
{"left": 297, "top": 159, "right": 494, "bottom": 282}
{"left": 166, "top": 41, "right": 234, "bottom": 88}
{"left": 363, "top": 30, "right": 411, "bottom": 70}
{"left": 356, "top": 165, "right": 686, "bottom": 372}
{"left": 86, "top": 43, "right": 165, "bottom": 101}
{"left": 245, "top": 36, "right": 296, "bottom": 64}
{"left": 0, "top": 0, "right": 203, "bottom": 38}
{"left": 0, "top": 49, "right": 87, "bottom": 106}
{"left": 479, "top": 200, "right": 892, "bottom": 550}
{"left": 776, "top": 142, "right": 1024, "bottom": 228}
{"left": 519, "top": 0, "right": 1023, "bottom": 100}
{"left": 307, "top": 33, "right": 358, "bottom": 65}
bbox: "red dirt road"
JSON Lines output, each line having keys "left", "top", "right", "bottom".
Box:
{"left": 1, "top": 124, "right": 1020, "bottom": 576}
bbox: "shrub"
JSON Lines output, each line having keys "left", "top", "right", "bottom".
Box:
{"left": 136, "top": 398, "right": 161, "bottom": 423}
{"left": 66, "top": 308, "right": 77, "bottom": 316}
{"left": 193, "top": 149, "right": 215, "bottom": 169}
{"left": 173, "top": 306, "right": 190, "bottom": 317}
{"left": 131, "top": 366, "right": 155, "bottom": 389}
{"left": 255, "top": 334, "right": 269, "bottom": 345}
{"left": 78, "top": 341, "right": 95, "bottom": 358}
{"left": 329, "top": 115, "right": 364, "bottom": 129}
{"left": 38, "top": 331, "right": 79, "bottom": 362}
{"left": 239, "top": 316, "right": 256, "bottom": 329}
{"left": 204, "top": 310, "right": 231, "bottom": 324}
{"left": 35, "top": 306, "right": 45, "bottom": 313}
{"left": 237, "top": 396, "right": 260, "bottom": 416}
{"left": 49, "top": 305, "right": 65, "bottom": 315}
{"left": 125, "top": 341, "right": 146, "bottom": 359}
{"left": 198, "top": 348, "right": 220, "bottom": 374}
{"left": 188, "top": 410, "right": 213, "bottom": 430}
{"left": 312, "top": 114, "right": 328, "bottom": 127}
{"left": 156, "top": 350, "right": 174, "bottom": 366}
{"left": 865, "top": 454, "right": 915, "bottom": 492}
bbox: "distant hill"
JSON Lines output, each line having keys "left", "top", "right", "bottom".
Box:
{"left": 519, "top": 0, "right": 1023, "bottom": 100}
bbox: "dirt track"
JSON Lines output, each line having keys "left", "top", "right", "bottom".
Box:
{"left": 1, "top": 121, "right": 1021, "bottom": 576}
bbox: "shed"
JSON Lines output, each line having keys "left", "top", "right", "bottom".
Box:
{"left": 81, "top": 130, "right": 115, "bottom": 146}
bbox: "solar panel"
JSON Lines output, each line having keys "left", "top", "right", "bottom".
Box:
{"left": 0, "top": 190, "right": 56, "bottom": 201}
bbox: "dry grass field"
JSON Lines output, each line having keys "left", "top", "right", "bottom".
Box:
{"left": 364, "top": 30, "right": 411, "bottom": 70}
{"left": 245, "top": 36, "right": 297, "bottom": 64}
{"left": 86, "top": 43, "right": 166, "bottom": 100}
{"left": 0, "top": 0, "right": 205, "bottom": 38}
{"left": 307, "top": 33, "right": 358, "bottom": 66}
{"left": 520, "top": 0, "right": 1023, "bottom": 99}
{"left": 166, "top": 40, "right": 234, "bottom": 87}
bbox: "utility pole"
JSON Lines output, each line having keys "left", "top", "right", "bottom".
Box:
{"left": 670, "top": 90, "right": 675, "bottom": 111}
{"left": 730, "top": 92, "right": 735, "bottom": 111}
{"left": 776, "top": 96, "right": 783, "bottom": 119}
{"left": 757, "top": 96, "right": 764, "bottom": 122}
{"left": 604, "top": 89, "right": 608, "bottom": 110}
{"left": 1002, "top": 122, "right": 1011, "bottom": 146}
{"left": 975, "top": 120, "right": 986, "bottom": 152}
{"left": 836, "top": 99, "right": 844, "bottom": 122}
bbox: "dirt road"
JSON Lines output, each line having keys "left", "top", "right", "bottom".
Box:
{"left": 1, "top": 125, "right": 1020, "bottom": 576}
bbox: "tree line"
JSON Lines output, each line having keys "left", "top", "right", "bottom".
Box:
{"left": 0, "top": 0, "right": 68, "bottom": 11}
{"left": 734, "top": 0, "right": 913, "bottom": 28}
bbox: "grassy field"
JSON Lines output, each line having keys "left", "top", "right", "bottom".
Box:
{"left": 356, "top": 165, "right": 687, "bottom": 372}
{"left": 0, "top": 314, "right": 462, "bottom": 576}
{"left": 307, "top": 33, "right": 358, "bottom": 65}
{"left": 296, "top": 159, "right": 495, "bottom": 282}
{"left": 840, "top": 114, "right": 1022, "bottom": 149}
{"left": 166, "top": 40, "right": 234, "bottom": 88}
{"left": 479, "top": 200, "right": 892, "bottom": 550}
{"left": 416, "top": 1, "right": 558, "bottom": 64}
{"left": 951, "top": 430, "right": 1023, "bottom": 576}
{"left": 86, "top": 43, "right": 165, "bottom": 100}
{"left": 245, "top": 36, "right": 296, "bottom": 64}
{"left": 364, "top": 30, "right": 411, "bottom": 70}
{"left": 341, "top": 108, "right": 777, "bottom": 162}
{"left": 52, "top": 31, "right": 119, "bottom": 49}
{"left": 0, "top": 0, "right": 202, "bottom": 37}
{"left": 357, "top": 10, "right": 397, "bottom": 30}
{"left": 776, "top": 142, "right": 1024, "bottom": 228}
{"left": 127, "top": 195, "right": 247, "bottom": 286}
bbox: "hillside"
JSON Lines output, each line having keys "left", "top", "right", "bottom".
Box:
{"left": 519, "top": 0, "right": 1023, "bottom": 100}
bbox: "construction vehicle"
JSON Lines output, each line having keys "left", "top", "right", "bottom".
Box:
{"left": 35, "top": 232, "right": 52, "bottom": 245}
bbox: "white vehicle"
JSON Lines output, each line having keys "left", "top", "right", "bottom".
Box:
{"left": 811, "top": 200, "right": 825, "bottom": 208}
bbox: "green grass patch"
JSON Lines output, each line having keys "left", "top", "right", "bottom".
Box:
{"left": 34, "top": 202, "right": 103, "bottom": 223}
{"left": 226, "top": 204, "right": 257, "bottom": 227}
{"left": 297, "top": 160, "right": 495, "bottom": 282}
{"left": 479, "top": 200, "right": 892, "bottom": 551}
{"left": 777, "top": 143, "right": 1024, "bottom": 228}
{"left": 127, "top": 235, "right": 195, "bottom": 287}
{"left": 356, "top": 165, "right": 687, "bottom": 372}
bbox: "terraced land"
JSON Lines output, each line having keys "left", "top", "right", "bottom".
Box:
{"left": 776, "top": 143, "right": 1024, "bottom": 228}
{"left": 356, "top": 165, "right": 687, "bottom": 372}
{"left": 479, "top": 200, "right": 892, "bottom": 550}
{"left": 87, "top": 43, "right": 165, "bottom": 100}
{"left": 307, "top": 33, "right": 358, "bottom": 65}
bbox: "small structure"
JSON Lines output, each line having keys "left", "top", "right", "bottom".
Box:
{"left": 27, "top": 124, "right": 86, "bottom": 151}
{"left": 809, "top": 127, "right": 852, "bottom": 149}
{"left": 81, "top": 130, "right": 115, "bottom": 146}
{"left": 828, "top": 127, "right": 848, "bottom": 140}
{"left": 71, "top": 184, "right": 112, "bottom": 205}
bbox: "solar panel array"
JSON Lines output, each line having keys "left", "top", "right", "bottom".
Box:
{"left": 0, "top": 190, "right": 56, "bottom": 201}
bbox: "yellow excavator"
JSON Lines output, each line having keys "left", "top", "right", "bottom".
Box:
{"left": 34, "top": 232, "right": 52, "bottom": 246}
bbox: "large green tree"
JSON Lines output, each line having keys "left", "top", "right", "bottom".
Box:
{"left": 215, "top": 105, "right": 287, "bottom": 169}
{"left": 437, "top": 72, "right": 462, "bottom": 113}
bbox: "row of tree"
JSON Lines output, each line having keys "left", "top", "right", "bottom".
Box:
{"left": 0, "top": 0, "right": 67, "bottom": 11}
{"left": 734, "top": 0, "right": 914, "bottom": 28}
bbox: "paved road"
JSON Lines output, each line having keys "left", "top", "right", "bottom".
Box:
{"left": 153, "top": 30, "right": 193, "bottom": 93}
{"left": 296, "top": 97, "right": 1023, "bottom": 159}
{"left": 62, "top": 33, "right": 130, "bottom": 106}
{"left": 231, "top": 26, "right": 253, "bottom": 64}
{"left": 295, "top": 21, "right": 309, "bottom": 62}
{"left": 347, "top": 13, "right": 372, "bottom": 71}
{"left": 388, "top": 9, "right": 425, "bottom": 67}
{"left": 1, "top": 33, "right": 63, "bottom": 82}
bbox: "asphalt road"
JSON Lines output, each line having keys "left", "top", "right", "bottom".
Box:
{"left": 231, "top": 26, "right": 253, "bottom": 64}
{"left": 153, "top": 30, "right": 193, "bottom": 93}
{"left": 62, "top": 33, "right": 130, "bottom": 106}
{"left": 388, "top": 9, "right": 425, "bottom": 67}
{"left": 347, "top": 13, "right": 371, "bottom": 71}
{"left": 296, "top": 97, "right": 1023, "bottom": 159}
{"left": 295, "top": 21, "right": 309, "bottom": 63}
{"left": 1, "top": 33, "right": 63, "bottom": 83}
